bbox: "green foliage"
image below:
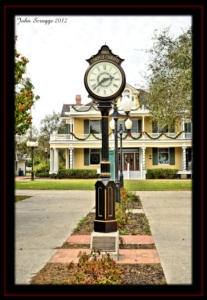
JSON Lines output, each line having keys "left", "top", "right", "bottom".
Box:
{"left": 26, "top": 159, "right": 32, "bottom": 167}
{"left": 146, "top": 168, "right": 179, "bottom": 179}
{"left": 15, "top": 37, "right": 40, "bottom": 135}
{"left": 115, "top": 188, "right": 131, "bottom": 229}
{"left": 34, "top": 163, "right": 50, "bottom": 177}
{"left": 69, "top": 251, "right": 125, "bottom": 285}
{"left": 144, "top": 27, "right": 192, "bottom": 128}
{"left": 54, "top": 169, "right": 99, "bottom": 179}
{"left": 127, "top": 192, "right": 140, "bottom": 202}
{"left": 40, "top": 112, "right": 66, "bottom": 137}
{"left": 115, "top": 203, "right": 129, "bottom": 229}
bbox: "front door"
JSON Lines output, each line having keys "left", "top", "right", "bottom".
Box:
{"left": 123, "top": 152, "right": 139, "bottom": 171}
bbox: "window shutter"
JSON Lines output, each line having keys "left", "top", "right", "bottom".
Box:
{"left": 170, "top": 148, "right": 175, "bottom": 165}
{"left": 138, "top": 120, "right": 141, "bottom": 132}
{"left": 84, "top": 149, "right": 89, "bottom": 166}
{"left": 66, "top": 124, "right": 70, "bottom": 134}
{"left": 152, "top": 148, "right": 158, "bottom": 165}
{"left": 84, "top": 120, "right": 89, "bottom": 134}
{"left": 132, "top": 120, "right": 138, "bottom": 132}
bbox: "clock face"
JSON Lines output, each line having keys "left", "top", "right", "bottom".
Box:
{"left": 85, "top": 61, "right": 125, "bottom": 100}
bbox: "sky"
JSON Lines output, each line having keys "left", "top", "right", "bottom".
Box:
{"left": 15, "top": 15, "right": 191, "bottom": 130}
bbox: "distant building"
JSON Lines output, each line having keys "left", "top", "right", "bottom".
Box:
{"left": 15, "top": 152, "right": 27, "bottom": 176}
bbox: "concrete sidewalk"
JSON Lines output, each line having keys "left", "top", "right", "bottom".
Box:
{"left": 136, "top": 191, "right": 192, "bottom": 284}
{"left": 15, "top": 190, "right": 95, "bottom": 284}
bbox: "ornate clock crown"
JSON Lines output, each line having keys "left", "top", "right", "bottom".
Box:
{"left": 86, "top": 45, "right": 124, "bottom": 65}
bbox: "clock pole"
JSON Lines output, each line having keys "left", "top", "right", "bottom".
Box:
{"left": 93, "top": 100, "right": 117, "bottom": 233}
{"left": 84, "top": 45, "right": 126, "bottom": 258}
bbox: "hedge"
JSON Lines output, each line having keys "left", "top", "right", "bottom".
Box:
{"left": 146, "top": 168, "right": 179, "bottom": 179}
{"left": 34, "top": 164, "right": 50, "bottom": 177}
{"left": 54, "top": 168, "right": 99, "bottom": 179}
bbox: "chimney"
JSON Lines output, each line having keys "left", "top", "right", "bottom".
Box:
{"left": 75, "top": 95, "right": 81, "bottom": 106}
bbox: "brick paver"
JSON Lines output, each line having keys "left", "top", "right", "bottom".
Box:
{"left": 121, "top": 235, "right": 154, "bottom": 244}
{"left": 66, "top": 235, "right": 154, "bottom": 245}
{"left": 48, "top": 248, "right": 160, "bottom": 264}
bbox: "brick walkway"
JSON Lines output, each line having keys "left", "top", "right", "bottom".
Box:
{"left": 49, "top": 234, "right": 159, "bottom": 264}
{"left": 66, "top": 235, "right": 154, "bottom": 244}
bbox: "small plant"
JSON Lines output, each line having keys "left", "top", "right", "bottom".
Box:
{"left": 115, "top": 203, "right": 129, "bottom": 229}
{"left": 69, "top": 251, "right": 125, "bottom": 285}
{"left": 119, "top": 229, "right": 127, "bottom": 235}
{"left": 127, "top": 192, "right": 139, "bottom": 202}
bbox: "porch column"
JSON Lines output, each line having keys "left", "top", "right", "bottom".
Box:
{"left": 65, "top": 148, "right": 69, "bottom": 169}
{"left": 53, "top": 148, "right": 59, "bottom": 174}
{"left": 142, "top": 146, "right": 146, "bottom": 169}
{"left": 142, "top": 146, "right": 146, "bottom": 179}
{"left": 182, "top": 146, "right": 187, "bottom": 171}
{"left": 181, "top": 118, "right": 185, "bottom": 139}
{"left": 142, "top": 116, "right": 145, "bottom": 139}
{"left": 49, "top": 148, "right": 54, "bottom": 174}
{"left": 69, "top": 148, "right": 74, "bottom": 169}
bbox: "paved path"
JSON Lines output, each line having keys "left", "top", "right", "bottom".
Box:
{"left": 15, "top": 190, "right": 95, "bottom": 284}
{"left": 15, "top": 189, "right": 192, "bottom": 285}
{"left": 136, "top": 191, "right": 192, "bottom": 284}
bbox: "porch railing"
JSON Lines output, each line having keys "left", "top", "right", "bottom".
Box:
{"left": 50, "top": 132, "right": 192, "bottom": 142}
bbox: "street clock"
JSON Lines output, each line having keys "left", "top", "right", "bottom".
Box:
{"left": 84, "top": 45, "right": 126, "bottom": 101}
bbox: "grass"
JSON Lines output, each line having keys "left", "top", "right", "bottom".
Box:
{"left": 15, "top": 195, "right": 32, "bottom": 202}
{"left": 15, "top": 179, "right": 191, "bottom": 191}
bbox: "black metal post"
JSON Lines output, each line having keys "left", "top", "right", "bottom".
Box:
{"left": 31, "top": 146, "right": 34, "bottom": 181}
{"left": 113, "top": 103, "right": 120, "bottom": 204}
{"left": 93, "top": 101, "right": 117, "bottom": 233}
{"left": 119, "top": 124, "right": 124, "bottom": 188}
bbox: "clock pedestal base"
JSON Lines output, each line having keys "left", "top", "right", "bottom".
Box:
{"left": 90, "top": 230, "right": 119, "bottom": 260}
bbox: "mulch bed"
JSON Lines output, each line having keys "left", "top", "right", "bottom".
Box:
{"left": 30, "top": 262, "right": 166, "bottom": 285}
{"left": 72, "top": 213, "right": 151, "bottom": 236}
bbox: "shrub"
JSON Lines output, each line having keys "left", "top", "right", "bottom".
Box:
{"left": 146, "top": 168, "right": 178, "bottom": 179}
{"left": 54, "top": 169, "right": 99, "bottom": 179}
{"left": 115, "top": 203, "right": 129, "bottom": 229}
{"left": 69, "top": 251, "right": 125, "bottom": 285}
{"left": 26, "top": 159, "right": 32, "bottom": 167}
{"left": 34, "top": 163, "right": 49, "bottom": 177}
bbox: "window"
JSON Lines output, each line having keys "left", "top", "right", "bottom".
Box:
{"left": 118, "top": 120, "right": 126, "bottom": 132}
{"left": 152, "top": 120, "right": 173, "bottom": 133}
{"left": 123, "top": 89, "right": 130, "bottom": 98}
{"left": 158, "top": 148, "right": 169, "bottom": 165}
{"left": 185, "top": 122, "right": 192, "bottom": 133}
{"left": 90, "top": 149, "right": 101, "bottom": 165}
{"left": 89, "top": 120, "right": 101, "bottom": 134}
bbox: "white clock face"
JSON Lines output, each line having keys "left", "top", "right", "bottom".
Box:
{"left": 86, "top": 61, "right": 123, "bottom": 98}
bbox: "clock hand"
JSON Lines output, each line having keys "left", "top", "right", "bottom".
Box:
{"left": 94, "top": 76, "right": 114, "bottom": 89}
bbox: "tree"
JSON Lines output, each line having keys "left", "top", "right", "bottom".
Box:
{"left": 38, "top": 112, "right": 66, "bottom": 163}
{"left": 15, "top": 36, "right": 40, "bottom": 135}
{"left": 40, "top": 111, "right": 66, "bottom": 138}
{"left": 144, "top": 27, "right": 192, "bottom": 129}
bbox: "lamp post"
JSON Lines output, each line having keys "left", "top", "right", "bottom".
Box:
{"left": 109, "top": 96, "right": 132, "bottom": 194}
{"left": 45, "top": 147, "right": 48, "bottom": 163}
{"left": 26, "top": 141, "right": 38, "bottom": 181}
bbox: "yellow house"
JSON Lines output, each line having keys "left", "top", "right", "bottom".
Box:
{"left": 49, "top": 84, "right": 192, "bottom": 179}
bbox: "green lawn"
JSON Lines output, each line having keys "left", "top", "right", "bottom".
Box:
{"left": 15, "top": 179, "right": 191, "bottom": 191}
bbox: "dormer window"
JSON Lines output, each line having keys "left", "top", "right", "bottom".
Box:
{"left": 123, "top": 89, "right": 130, "bottom": 98}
